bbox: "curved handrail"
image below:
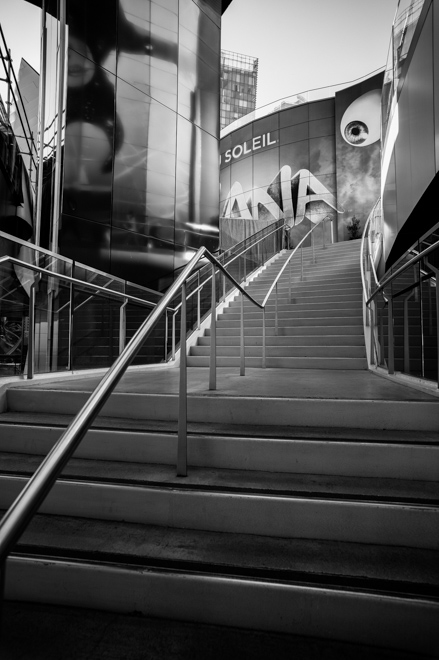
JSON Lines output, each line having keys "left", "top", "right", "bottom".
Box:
{"left": 261, "top": 217, "right": 332, "bottom": 308}
{"left": 0, "top": 246, "right": 263, "bottom": 565}
{"left": 365, "top": 239, "right": 439, "bottom": 306}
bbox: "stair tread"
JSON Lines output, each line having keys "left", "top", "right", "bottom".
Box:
{"left": 2, "top": 411, "right": 438, "bottom": 442}
{"left": 2, "top": 453, "right": 438, "bottom": 503}
{"left": 7, "top": 511, "right": 439, "bottom": 593}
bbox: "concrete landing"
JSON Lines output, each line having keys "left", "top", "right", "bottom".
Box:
{"left": 10, "top": 365, "right": 439, "bottom": 401}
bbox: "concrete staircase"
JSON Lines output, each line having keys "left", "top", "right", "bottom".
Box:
{"left": 1, "top": 237, "right": 439, "bottom": 656}
{"left": 1, "top": 371, "right": 439, "bottom": 656}
{"left": 188, "top": 240, "right": 367, "bottom": 369}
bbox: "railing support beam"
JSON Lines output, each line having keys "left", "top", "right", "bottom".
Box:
{"left": 209, "top": 264, "right": 217, "bottom": 390}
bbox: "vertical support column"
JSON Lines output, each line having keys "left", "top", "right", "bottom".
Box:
{"left": 209, "top": 264, "right": 217, "bottom": 390}
{"left": 177, "top": 282, "right": 187, "bottom": 477}
{"left": 311, "top": 229, "right": 315, "bottom": 264}
{"left": 288, "top": 258, "right": 292, "bottom": 303}
{"left": 35, "top": 2, "right": 47, "bottom": 247}
{"left": 322, "top": 220, "right": 326, "bottom": 249}
{"left": 240, "top": 293, "right": 245, "bottom": 376}
{"left": 387, "top": 298, "right": 395, "bottom": 375}
{"left": 222, "top": 273, "right": 226, "bottom": 302}
{"left": 275, "top": 283, "right": 279, "bottom": 336}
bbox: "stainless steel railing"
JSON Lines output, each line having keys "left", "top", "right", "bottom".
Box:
{"left": 361, "top": 205, "right": 439, "bottom": 385}
{"left": 261, "top": 215, "right": 334, "bottom": 341}
{"left": 0, "top": 245, "right": 264, "bottom": 584}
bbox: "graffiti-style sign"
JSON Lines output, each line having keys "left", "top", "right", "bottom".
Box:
{"left": 222, "top": 166, "right": 343, "bottom": 226}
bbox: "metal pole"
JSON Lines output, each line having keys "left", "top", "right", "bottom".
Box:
{"left": 262, "top": 307, "right": 266, "bottom": 368}
{"left": 209, "top": 264, "right": 216, "bottom": 390}
{"left": 6, "top": 49, "right": 11, "bottom": 122}
{"left": 119, "top": 300, "right": 127, "bottom": 355}
{"left": 289, "top": 258, "right": 292, "bottom": 303}
{"left": 177, "top": 282, "right": 187, "bottom": 477}
{"left": 322, "top": 220, "right": 326, "bottom": 249}
{"left": 311, "top": 228, "right": 315, "bottom": 264}
{"left": 35, "top": 3, "right": 47, "bottom": 247}
{"left": 197, "top": 271, "right": 201, "bottom": 329}
{"left": 388, "top": 298, "right": 395, "bottom": 375}
{"left": 301, "top": 245, "right": 304, "bottom": 281}
{"left": 164, "top": 309, "right": 169, "bottom": 361}
{"left": 222, "top": 273, "right": 226, "bottom": 302}
{"left": 27, "top": 279, "right": 37, "bottom": 379}
{"left": 67, "top": 280, "right": 74, "bottom": 369}
{"left": 275, "top": 283, "right": 279, "bottom": 336}
{"left": 172, "top": 312, "right": 176, "bottom": 360}
{"left": 240, "top": 293, "right": 245, "bottom": 376}
{"left": 50, "top": 0, "right": 67, "bottom": 256}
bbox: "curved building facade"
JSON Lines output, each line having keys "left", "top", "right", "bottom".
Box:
{"left": 220, "top": 72, "right": 383, "bottom": 250}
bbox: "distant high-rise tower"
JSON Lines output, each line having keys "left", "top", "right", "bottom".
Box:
{"left": 220, "top": 50, "right": 258, "bottom": 130}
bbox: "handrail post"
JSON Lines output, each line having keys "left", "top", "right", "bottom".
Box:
{"left": 388, "top": 297, "right": 395, "bottom": 375}
{"left": 197, "top": 271, "right": 201, "bottom": 329}
{"left": 262, "top": 307, "right": 266, "bottom": 368}
{"left": 209, "top": 264, "right": 217, "bottom": 390}
{"left": 311, "top": 228, "right": 315, "bottom": 264}
{"left": 289, "top": 258, "right": 292, "bottom": 303}
{"left": 27, "top": 278, "right": 37, "bottom": 379}
{"left": 322, "top": 220, "right": 326, "bottom": 249}
{"left": 222, "top": 273, "right": 226, "bottom": 302}
{"left": 275, "top": 283, "right": 279, "bottom": 336}
{"left": 240, "top": 293, "right": 245, "bottom": 376}
{"left": 164, "top": 308, "right": 169, "bottom": 361}
{"left": 301, "top": 244, "right": 304, "bottom": 281}
{"left": 67, "top": 279, "right": 74, "bottom": 370}
{"left": 172, "top": 312, "right": 176, "bottom": 360}
{"left": 177, "top": 282, "right": 187, "bottom": 477}
{"left": 119, "top": 299, "right": 127, "bottom": 356}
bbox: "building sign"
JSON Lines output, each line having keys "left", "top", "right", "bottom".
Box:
{"left": 220, "top": 132, "right": 277, "bottom": 164}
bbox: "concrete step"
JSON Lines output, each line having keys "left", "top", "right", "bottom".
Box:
{"left": 216, "top": 316, "right": 363, "bottom": 327}
{"left": 187, "top": 356, "right": 368, "bottom": 369}
{"left": 5, "top": 386, "right": 439, "bottom": 430}
{"left": 190, "top": 346, "right": 366, "bottom": 359}
{"left": 210, "top": 325, "right": 365, "bottom": 336}
{"left": 219, "top": 308, "right": 363, "bottom": 320}
{"left": 198, "top": 335, "right": 365, "bottom": 346}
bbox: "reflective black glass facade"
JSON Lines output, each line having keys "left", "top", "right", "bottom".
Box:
{"left": 59, "top": 0, "right": 221, "bottom": 289}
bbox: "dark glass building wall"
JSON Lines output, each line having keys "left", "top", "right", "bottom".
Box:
{"left": 382, "top": 0, "right": 439, "bottom": 266}
{"left": 59, "top": 0, "right": 220, "bottom": 290}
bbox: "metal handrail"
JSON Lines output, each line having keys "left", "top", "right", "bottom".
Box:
{"left": 0, "top": 257, "right": 157, "bottom": 311}
{"left": 261, "top": 216, "right": 332, "bottom": 308}
{"left": 365, "top": 239, "right": 439, "bottom": 306}
{"left": 0, "top": 230, "right": 163, "bottom": 299}
{"left": 0, "top": 246, "right": 263, "bottom": 570}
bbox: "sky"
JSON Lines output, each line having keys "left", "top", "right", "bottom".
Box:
{"left": 0, "top": 0, "right": 398, "bottom": 107}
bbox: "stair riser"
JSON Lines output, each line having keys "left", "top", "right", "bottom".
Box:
{"left": 220, "top": 309, "right": 363, "bottom": 320}
{"left": 2, "top": 426, "right": 437, "bottom": 479}
{"left": 2, "top": 476, "right": 438, "bottom": 548}
{"left": 187, "top": 356, "right": 367, "bottom": 369}
{"left": 5, "top": 557, "right": 438, "bottom": 655}
{"left": 217, "top": 317, "right": 363, "bottom": 327}
{"left": 7, "top": 390, "right": 439, "bottom": 430}
{"left": 210, "top": 326, "right": 365, "bottom": 336}
{"left": 199, "top": 336, "right": 365, "bottom": 346}
{"left": 190, "top": 347, "right": 366, "bottom": 358}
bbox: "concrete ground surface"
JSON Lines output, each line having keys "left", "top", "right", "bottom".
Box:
{"left": 1, "top": 601, "right": 432, "bottom": 660}
{"left": 9, "top": 365, "right": 438, "bottom": 401}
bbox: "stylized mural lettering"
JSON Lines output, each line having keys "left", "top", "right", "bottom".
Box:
{"left": 222, "top": 167, "right": 342, "bottom": 225}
